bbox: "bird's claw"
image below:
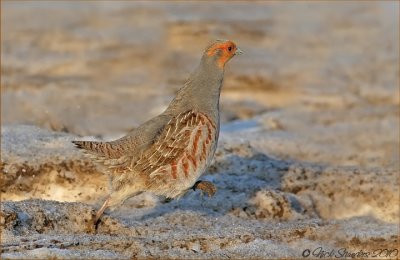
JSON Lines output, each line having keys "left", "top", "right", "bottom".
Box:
{"left": 192, "top": 180, "right": 217, "bottom": 197}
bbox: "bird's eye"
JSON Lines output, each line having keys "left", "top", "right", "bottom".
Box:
{"left": 228, "top": 46, "right": 232, "bottom": 51}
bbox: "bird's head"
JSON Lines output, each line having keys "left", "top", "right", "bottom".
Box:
{"left": 204, "top": 40, "right": 243, "bottom": 69}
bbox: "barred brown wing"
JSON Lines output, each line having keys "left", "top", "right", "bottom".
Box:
{"left": 133, "top": 110, "right": 217, "bottom": 180}
{"left": 75, "top": 110, "right": 217, "bottom": 182}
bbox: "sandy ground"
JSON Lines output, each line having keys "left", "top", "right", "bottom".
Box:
{"left": 1, "top": 1, "right": 399, "bottom": 259}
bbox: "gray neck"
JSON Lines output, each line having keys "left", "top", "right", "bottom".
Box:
{"left": 165, "top": 54, "right": 224, "bottom": 120}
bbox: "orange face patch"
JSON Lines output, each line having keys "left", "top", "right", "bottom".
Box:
{"left": 206, "top": 41, "right": 237, "bottom": 68}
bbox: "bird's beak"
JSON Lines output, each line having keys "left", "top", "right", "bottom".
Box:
{"left": 235, "top": 48, "right": 243, "bottom": 55}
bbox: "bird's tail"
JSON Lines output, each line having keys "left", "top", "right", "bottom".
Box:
{"left": 73, "top": 140, "right": 125, "bottom": 160}
{"left": 72, "top": 140, "right": 104, "bottom": 153}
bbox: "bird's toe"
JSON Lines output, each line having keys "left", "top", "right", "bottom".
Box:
{"left": 192, "top": 180, "right": 217, "bottom": 197}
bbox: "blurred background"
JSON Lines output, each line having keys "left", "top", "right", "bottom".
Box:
{"left": 1, "top": 1, "right": 399, "bottom": 168}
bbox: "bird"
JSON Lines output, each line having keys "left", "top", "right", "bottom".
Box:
{"left": 72, "top": 40, "right": 242, "bottom": 224}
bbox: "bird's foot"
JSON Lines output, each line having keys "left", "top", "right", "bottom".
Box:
{"left": 192, "top": 180, "right": 217, "bottom": 197}
{"left": 93, "top": 196, "right": 110, "bottom": 229}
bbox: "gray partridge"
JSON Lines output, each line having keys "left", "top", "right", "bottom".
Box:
{"left": 73, "top": 40, "right": 242, "bottom": 223}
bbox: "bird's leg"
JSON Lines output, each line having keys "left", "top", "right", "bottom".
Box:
{"left": 192, "top": 180, "right": 217, "bottom": 197}
{"left": 95, "top": 195, "right": 110, "bottom": 224}
{"left": 163, "top": 197, "right": 173, "bottom": 203}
